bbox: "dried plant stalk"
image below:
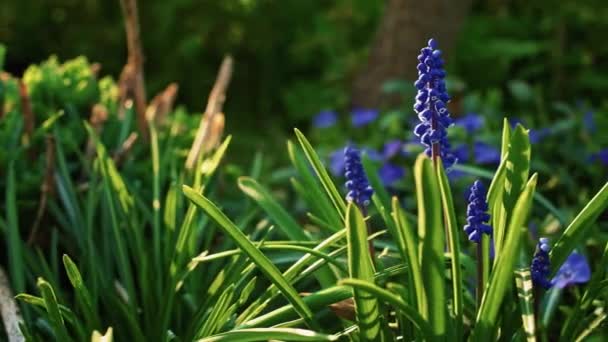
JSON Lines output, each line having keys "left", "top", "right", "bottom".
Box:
{"left": 185, "top": 55, "right": 233, "bottom": 170}
{"left": 146, "top": 82, "right": 179, "bottom": 125}
{"left": 120, "top": 0, "right": 148, "bottom": 140}
{"left": 18, "top": 80, "right": 35, "bottom": 148}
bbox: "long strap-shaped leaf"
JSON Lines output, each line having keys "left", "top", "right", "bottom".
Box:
{"left": 198, "top": 328, "right": 338, "bottom": 342}
{"left": 346, "top": 203, "right": 384, "bottom": 341}
{"left": 436, "top": 159, "right": 463, "bottom": 339}
{"left": 514, "top": 268, "right": 536, "bottom": 342}
{"left": 182, "top": 186, "right": 316, "bottom": 328}
{"left": 414, "top": 154, "right": 445, "bottom": 337}
{"left": 390, "top": 198, "right": 424, "bottom": 316}
{"left": 550, "top": 181, "right": 608, "bottom": 270}
{"left": 474, "top": 174, "right": 538, "bottom": 340}
{"left": 340, "top": 278, "right": 433, "bottom": 338}
{"left": 294, "top": 129, "right": 346, "bottom": 218}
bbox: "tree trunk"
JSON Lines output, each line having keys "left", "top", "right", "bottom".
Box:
{"left": 351, "top": 0, "right": 472, "bottom": 109}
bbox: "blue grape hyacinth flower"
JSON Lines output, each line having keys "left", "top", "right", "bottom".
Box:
{"left": 531, "top": 238, "right": 552, "bottom": 289}
{"left": 413, "top": 38, "right": 456, "bottom": 167}
{"left": 551, "top": 252, "right": 591, "bottom": 289}
{"left": 313, "top": 110, "right": 337, "bottom": 128}
{"left": 344, "top": 146, "right": 374, "bottom": 206}
{"left": 463, "top": 180, "right": 492, "bottom": 243}
{"left": 455, "top": 113, "right": 484, "bottom": 133}
{"left": 379, "top": 163, "right": 405, "bottom": 186}
{"left": 351, "top": 108, "right": 379, "bottom": 127}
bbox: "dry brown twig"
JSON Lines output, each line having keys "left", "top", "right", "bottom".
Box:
{"left": 18, "top": 80, "right": 35, "bottom": 154}
{"left": 113, "top": 132, "right": 139, "bottom": 167}
{"left": 119, "top": 0, "right": 148, "bottom": 140}
{"left": 146, "top": 82, "right": 179, "bottom": 125}
{"left": 0, "top": 267, "right": 24, "bottom": 342}
{"left": 28, "top": 135, "right": 56, "bottom": 245}
{"left": 185, "top": 55, "right": 233, "bottom": 170}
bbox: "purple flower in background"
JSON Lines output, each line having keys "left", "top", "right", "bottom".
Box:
{"left": 382, "top": 140, "right": 403, "bottom": 159}
{"left": 351, "top": 108, "right": 379, "bottom": 127}
{"left": 551, "top": 252, "right": 591, "bottom": 289}
{"left": 379, "top": 163, "right": 405, "bottom": 186}
{"left": 455, "top": 113, "right": 484, "bottom": 133}
{"left": 313, "top": 110, "right": 338, "bottom": 128}
{"left": 509, "top": 117, "right": 525, "bottom": 128}
{"left": 529, "top": 127, "right": 552, "bottom": 144}
{"left": 361, "top": 148, "right": 383, "bottom": 161}
{"left": 329, "top": 149, "right": 345, "bottom": 176}
{"left": 531, "top": 238, "right": 552, "bottom": 289}
{"left": 590, "top": 149, "right": 608, "bottom": 166}
{"left": 452, "top": 144, "right": 470, "bottom": 164}
{"left": 474, "top": 142, "right": 501, "bottom": 164}
{"left": 583, "top": 111, "right": 596, "bottom": 134}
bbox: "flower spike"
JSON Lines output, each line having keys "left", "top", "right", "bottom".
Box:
{"left": 531, "top": 238, "right": 552, "bottom": 289}
{"left": 413, "top": 38, "right": 457, "bottom": 167}
{"left": 463, "top": 180, "right": 492, "bottom": 243}
{"left": 344, "top": 146, "right": 374, "bottom": 207}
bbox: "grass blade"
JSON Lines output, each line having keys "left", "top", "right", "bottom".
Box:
{"left": 37, "top": 278, "right": 72, "bottom": 342}
{"left": 238, "top": 177, "right": 308, "bottom": 241}
{"left": 390, "top": 198, "right": 424, "bottom": 314}
{"left": 293, "top": 129, "right": 346, "bottom": 218}
{"left": 198, "top": 328, "right": 338, "bottom": 342}
{"left": 514, "top": 268, "right": 536, "bottom": 342}
{"left": 287, "top": 141, "right": 342, "bottom": 229}
{"left": 339, "top": 278, "right": 432, "bottom": 338}
{"left": 414, "top": 154, "right": 445, "bottom": 336}
{"left": 436, "top": 159, "right": 463, "bottom": 338}
{"left": 550, "top": 181, "right": 608, "bottom": 270}
{"left": 346, "top": 203, "right": 383, "bottom": 341}
{"left": 5, "top": 161, "right": 24, "bottom": 293}
{"left": 182, "top": 186, "right": 316, "bottom": 328}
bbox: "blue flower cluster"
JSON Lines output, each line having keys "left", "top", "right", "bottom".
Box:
{"left": 463, "top": 180, "right": 492, "bottom": 243}
{"left": 531, "top": 238, "right": 552, "bottom": 289}
{"left": 344, "top": 146, "right": 374, "bottom": 206}
{"left": 413, "top": 38, "right": 456, "bottom": 167}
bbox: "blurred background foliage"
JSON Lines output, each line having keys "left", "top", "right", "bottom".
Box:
{"left": 1, "top": 0, "right": 607, "bottom": 155}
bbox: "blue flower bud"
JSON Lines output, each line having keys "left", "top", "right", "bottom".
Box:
{"left": 343, "top": 146, "right": 374, "bottom": 206}
{"left": 463, "top": 180, "right": 492, "bottom": 243}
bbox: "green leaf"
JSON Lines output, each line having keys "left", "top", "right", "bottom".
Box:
{"left": 196, "top": 285, "right": 236, "bottom": 338}
{"left": 5, "top": 161, "right": 24, "bottom": 293}
{"left": 287, "top": 141, "right": 342, "bottom": 230}
{"left": 390, "top": 198, "right": 424, "bottom": 315}
{"left": 182, "top": 186, "right": 316, "bottom": 328}
{"left": 514, "top": 268, "right": 536, "bottom": 341}
{"left": 37, "top": 278, "right": 72, "bottom": 342}
{"left": 474, "top": 173, "right": 538, "bottom": 340}
{"left": 502, "top": 124, "right": 531, "bottom": 225}
{"left": 62, "top": 254, "right": 99, "bottom": 330}
{"left": 346, "top": 203, "right": 383, "bottom": 341}
{"left": 198, "top": 328, "right": 338, "bottom": 342}
{"left": 91, "top": 328, "right": 113, "bottom": 342}
{"left": 500, "top": 117, "right": 511, "bottom": 160}
{"left": 340, "top": 278, "right": 432, "bottom": 338}
{"left": 413, "top": 154, "right": 445, "bottom": 336}
{"left": 239, "top": 286, "right": 351, "bottom": 329}
{"left": 435, "top": 159, "right": 463, "bottom": 338}
{"left": 293, "top": 129, "right": 346, "bottom": 218}
{"left": 550, "top": 181, "right": 608, "bottom": 270}
{"left": 238, "top": 177, "right": 308, "bottom": 241}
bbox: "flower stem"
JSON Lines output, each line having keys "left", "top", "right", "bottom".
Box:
{"left": 477, "top": 242, "right": 484, "bottom": 307}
